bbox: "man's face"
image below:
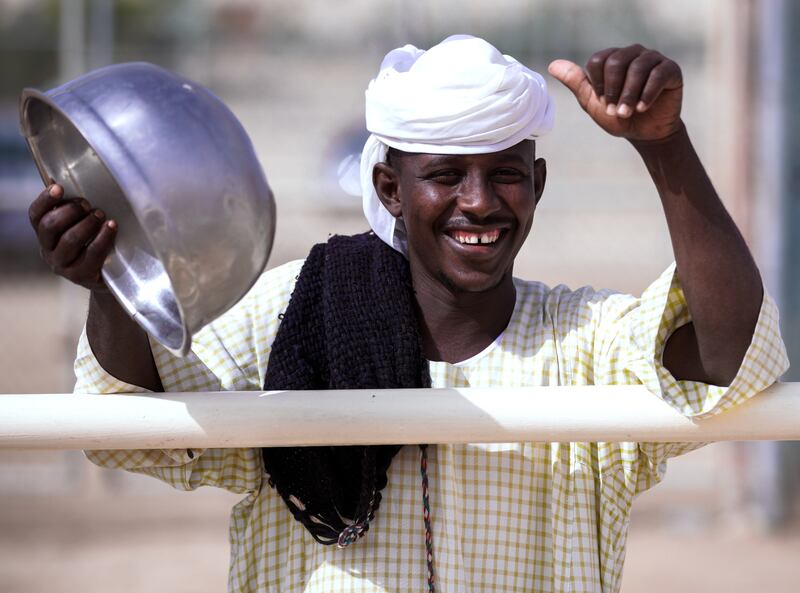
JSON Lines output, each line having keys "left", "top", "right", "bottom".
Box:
{"left": 375, "top": 140, "right": 546, "bottom": 294}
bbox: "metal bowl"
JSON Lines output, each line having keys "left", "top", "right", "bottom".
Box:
{"left": 19, "top": 62, "right": 275, "bottom": 356}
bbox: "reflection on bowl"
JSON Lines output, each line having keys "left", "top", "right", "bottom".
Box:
{"left": 20, "top": 62, "right": 275, "bottom": 356}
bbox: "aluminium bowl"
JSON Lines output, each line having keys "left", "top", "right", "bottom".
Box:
{"left": 19, "top": 62, "right": 275, "bottom": 356}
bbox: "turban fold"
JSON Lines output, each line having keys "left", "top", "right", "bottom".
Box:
{"left": 339, "top": 34, "right": 555, "bottom": 254}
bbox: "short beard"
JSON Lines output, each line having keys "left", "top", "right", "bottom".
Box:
{"left": 434, "top": 269, "right": 461, "bottom": 293}
{"left": 434, "top": 268, "right": 508, "bottom": 294}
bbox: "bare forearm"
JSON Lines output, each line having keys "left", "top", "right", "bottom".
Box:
{"left": 87, "top": 290, "right": 164, "bottom": 392}
{"left": 632, "top": 124, "right": 762, "bottom": 385}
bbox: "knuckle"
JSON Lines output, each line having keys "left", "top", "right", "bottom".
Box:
{"left": 39, "top": 212, "right": 58, "bottom": 234}
{"left": 588, "top": 54, "right": 606, "bottom": 68}
{"left": 629, "top": 54, "right": 660, "bottom": 74}
{"left": 628, "top": 61, "right": 649, "bottom": 76}
{"left": 85, "top": 236, "right": 107, "bottom": 259}
{"left": 83, "top": 239, "right": 100, "bottom": 257}
{"left": 650, "top": 68, "right": 667, "bottom": 83}
{"left": 60, "top": 232, "right": 81, "bottom": 251}
{"left": 78, "top": 216, "right": 101, "bottom": 239}
{"left": 605, "top": 56, "right": 624, "bottom": 70}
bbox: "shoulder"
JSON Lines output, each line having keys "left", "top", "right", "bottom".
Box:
{"left": 188, "top": 259, "right": 305, "bottom": 381}
{"left": 198, "top": 259, "right": 304, "bottom": 335}
{"left": 249, "top": 259, "right": 305, "bottom": 299}
{"left": 512, "top": 276, "right": 629, "bottom": 310}
{"left": 512, "top": 276, "right": 637, "bottom": 329}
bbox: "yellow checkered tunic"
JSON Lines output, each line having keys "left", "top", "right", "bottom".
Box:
{"left": 75, "top": 260, "right": 788, "bottom": 593}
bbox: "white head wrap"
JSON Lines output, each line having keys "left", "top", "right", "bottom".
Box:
{"left": 338, "top": 34, "right": 555, "bottom": 254}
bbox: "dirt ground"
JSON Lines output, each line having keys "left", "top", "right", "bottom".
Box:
{"left": 0, "top": 481, "right": 798, "bottom": 593}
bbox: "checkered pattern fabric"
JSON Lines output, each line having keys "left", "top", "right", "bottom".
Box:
{"left": 75, "top": 259, "right": 788, "bottom": 593}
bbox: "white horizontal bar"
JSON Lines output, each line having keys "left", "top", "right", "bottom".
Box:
{"left": 1, "top": 384, "right": 798, "bottom": 450}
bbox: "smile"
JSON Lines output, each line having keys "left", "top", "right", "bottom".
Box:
{"left": 446, "top": 229, "right": 502, "bottom": 245}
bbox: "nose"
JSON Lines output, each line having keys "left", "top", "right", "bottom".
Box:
{"left": 456, "top": 171, "right": 502, "bottom": 220}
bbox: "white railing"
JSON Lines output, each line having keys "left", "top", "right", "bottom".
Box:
{"left": 1, "top": 383, "right": 798, "bottom": 449}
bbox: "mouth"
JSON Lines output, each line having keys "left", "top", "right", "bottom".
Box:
{"left": 442, "top": 226, "right": 509, "bottom": 255}
{"left": 446, "top": 228, "right": 502, "bottom": 245}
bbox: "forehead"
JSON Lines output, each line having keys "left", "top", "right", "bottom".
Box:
{"left": 394, "top": 140, "right": 535, "bottom": 168}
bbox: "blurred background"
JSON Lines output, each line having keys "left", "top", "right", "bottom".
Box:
{"left": 1, "top": 0, "right": 799, "bottom": 591}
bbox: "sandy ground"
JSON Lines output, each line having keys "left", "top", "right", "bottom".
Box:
{"left": 0, "top": 484, "right": 798, "bottom": 593}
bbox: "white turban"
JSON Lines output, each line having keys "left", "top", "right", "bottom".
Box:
{"left": 338, "top": 34, "right": 555, "bottom": 254}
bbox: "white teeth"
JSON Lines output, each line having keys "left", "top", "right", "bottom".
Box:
{"left": 453, "top": 231, "right": 500, "bottom": 245}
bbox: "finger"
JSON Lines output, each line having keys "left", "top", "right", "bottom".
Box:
{"left": 28, "top": 184, "right": 63, "bottom": 230}
{"left": 548, "top": 59, "right": 595, "bottom": 110}
{"left": 51, "top": 209, "right": 106, "bottom": 268}
{"left": 602, "top": 44, "right": 646, "bottom": 111}
{"left": 584, "top": 47, "right": 617, "bottom": 99}
{"left": 616, "top": 51, "right": 664, "bottom": 118}
{"left": 36, "top": 199, "right": 92, "bottom": 251}
{"left": 638, "top": 60, "right": 683, "bottom": 112}
{"left": 64, "top": 219, "right": 117, "bottom": 288}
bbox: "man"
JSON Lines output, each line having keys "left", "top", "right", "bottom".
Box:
{"left": 30, "top": 36, "right": 787, "bottom": 593}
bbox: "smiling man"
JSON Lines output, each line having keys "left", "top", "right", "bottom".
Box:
{"left": 31, "top": 35, "right": 788, "bottom": 593}
{"left": 373, "top": 142, "right": 544, "bottom": 363}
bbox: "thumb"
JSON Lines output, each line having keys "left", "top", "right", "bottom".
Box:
{"left": 548, "top": 59, "right": 593, "bottom": 105}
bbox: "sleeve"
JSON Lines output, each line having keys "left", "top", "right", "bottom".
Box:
{"left": 591, "top": 263, "right": 790, "bottom": 495}
{"left": 75, "top": 259, "right": 305, "bottom": 494}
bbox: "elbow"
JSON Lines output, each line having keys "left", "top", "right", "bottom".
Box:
{"left": 663, "top": 322, "right": 748, "bottom": 386}
{"left": 702, "top": 366, "right": 737, "bottom": 388}
{"left": 697, "top": 343, "right": 750, "bottom": 387}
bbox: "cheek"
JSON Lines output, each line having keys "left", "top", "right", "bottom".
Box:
{"left": 509, "top": 192, "right": 537, "bottom": 237}
{"left": 519, "top": 206, "right": 536, "bottom": 238}
{"left": 401, "top": 190, "right": 452, "bottom": 235}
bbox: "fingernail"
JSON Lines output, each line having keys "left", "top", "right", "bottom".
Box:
{"left": 107, "top": 220, "right": 117, "bottom": 230}
{"left": 80, "top": 200, "right": 91, "bottom": 212}
{"left": 94, "top": 209, "right": 105, "bottom": 220}
{"left": 617, "top": 104, "right": 632, "bottom": 118}
{"left": 49, "top": 184, "right": 62, "bottom": 198}
{"left": 605, "top": 103, "right": 617, "bottom": 116}
{"left": 636, "top": 101, "right": 647, "bottom": 112}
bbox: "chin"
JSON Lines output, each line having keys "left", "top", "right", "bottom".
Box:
{"left": 436, "top": 268, "right": 508, "bottom": 294}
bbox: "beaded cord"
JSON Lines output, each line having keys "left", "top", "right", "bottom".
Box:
{"left": 419, "top": 444, "right": 435, "bottom": 593}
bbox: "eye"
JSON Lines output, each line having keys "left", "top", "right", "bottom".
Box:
{"left": 426, "top": 170, "right": 463, "bottom": 185}
{"left": 491, "top": 168, "right": 527, "bottom": 183}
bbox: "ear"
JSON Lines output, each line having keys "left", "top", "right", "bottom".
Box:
{"left": 373, "top": 162, "right": 403, "bottom": 218}
{"left": 533, "top": 157, "right": 547, "bottom": 206}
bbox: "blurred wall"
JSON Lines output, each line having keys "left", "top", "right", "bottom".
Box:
{"left": 0, "top": 0, "right": 740, "bottom": 394}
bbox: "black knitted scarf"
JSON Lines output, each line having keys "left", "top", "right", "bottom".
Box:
{"left": 262, "top": 232, "right": 431, "bottom": 546}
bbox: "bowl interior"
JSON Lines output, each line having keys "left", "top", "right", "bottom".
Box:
{"left": 23, "top": 96, "right": 187, "bottom": 353}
